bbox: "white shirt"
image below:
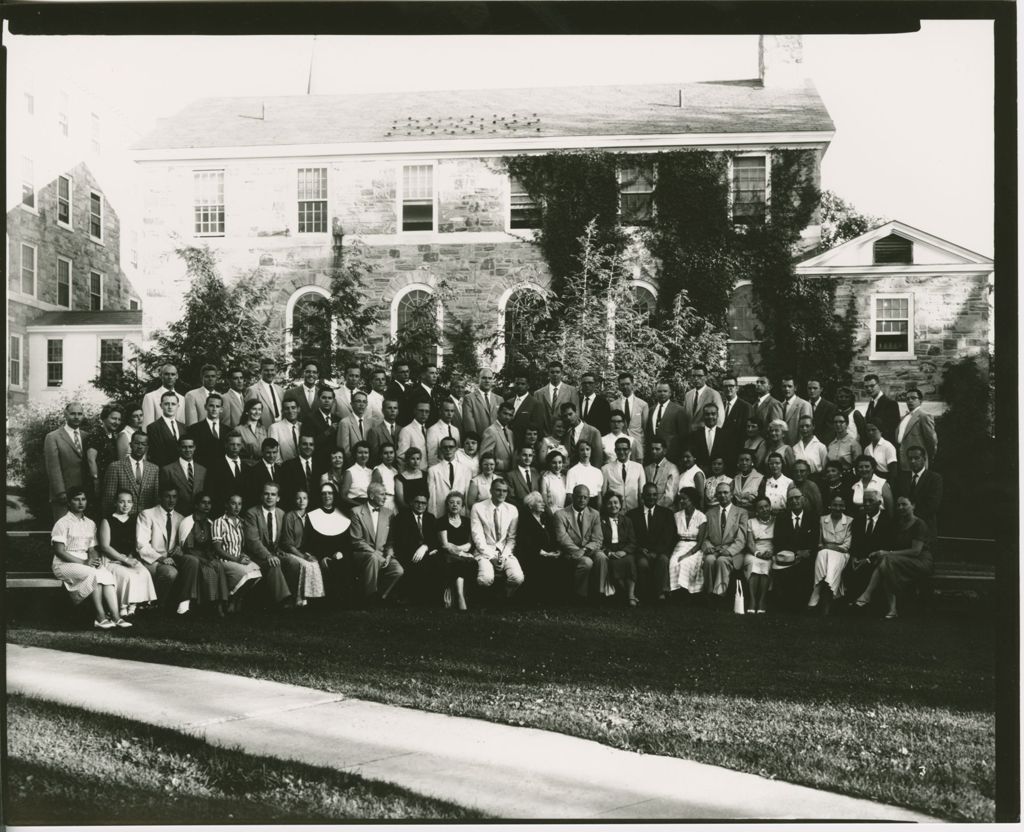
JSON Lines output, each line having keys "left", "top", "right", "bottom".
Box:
{"left": 224, "top": 455, "right": 242, "bottom": 475}
{"left": 346, "top": 464, "right": 373, "bottom": 501}
{"left": 178, "top": 458, "right": 196, "bottom": 478}
{"left": 704, "top": 426, "right": 718, "bottom": 453}
{"left": 207, "top": 418, "right": 220, "bottom": 438}
{"left": 793, "top": 437, "right": 828, "bottom": 474}
{"left": 865, "top": 438, "right": 898, "bottom": 473}
{"left": 763, "top": 474, "right": 794, "bottom": 511}
{"left": 897, "top": 409, "right": 914, "bottom": 443}
{"left": 512, "top": 393, "right": 529, "bottom": 414}
{"left": 366, "top": 390, "right": 385, "bottom": 420}
{"left": 163, "top": 416, "right": 180, "bottom": 438}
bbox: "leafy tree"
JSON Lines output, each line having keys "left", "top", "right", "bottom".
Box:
{"left": 816, "top": 190, "right": 885, "bottom": 252}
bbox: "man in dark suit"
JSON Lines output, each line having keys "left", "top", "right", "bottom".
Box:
{"left": 158, "top": 437, "right": 207, "bottom": 517}
{"left": 689, "top": 403, "right": 733, "bottom": 472}
{"left": 720, "top": 377, "right": 753, "bottom": 465}
{"left": 282, "top": 360, "right": 338, "bottom": 424}
{"left": 806, "top": 379, "right": 839, "bottom": 446}
{"left": 349, "top": 482, "right": 405, "bottom": 603}
{"left": 386, "top": 360, "right": 414, "bottom": 423}
{"left": 844, "top": 489, "right": 894, "bottom": 603}
{"left": 306, "top": 387, "right": 340, "bottom": 470}
{"left": 894, "top": 445, "right": 943, "bottom": 543}
{"left": 43, "top": 401, "right": 88, "bottom": 520}
{"left": 206, "top": 433, "right": 247, "bottom": 517}
{"left": 561, "top": 402, "right": 605, "bottom": 468}
{"left": 367, "top": 397, "right": 402, "bottom": 466}
{"left": 753, "top": 375, "right": 784, "bottom": 434}
{"left": 507, "top": 372, "right": 541, "bottom": 444}
{"left": 391, "top": 492, "right": 440, "bottom": 602}
{"left": 187, "top": 393, "right": 226, "bottom": 469}
{"left": 863, "top": 374, "right": 901, "bottom": 446}
{"left": 506, "top": 446, "right": 542, "bottom": 507}
{"left": 578, "top": 372, "right": 611, "bottom": 436}
{"left": 645, "top": 381, "right": 685, "bottom": 464}
{"left": 627, "top": 483, "right": 676, "bottom": 600}
{"left": 147, "top": 391, "right": 188, "bottom": 468}
{"left": 403, "top": 364, "right": 444, "bottom": 427}
{"left": 770, "top": 489, "right": 818, "bottom": 612}
{"left": 101, "top": 432, "right": 159, "bottom": 517}
{"left": 279, "top": 434, "right": 324, "bottom": 511}
{"left": 242, "top": 438, "right": 281, "bottom": 509}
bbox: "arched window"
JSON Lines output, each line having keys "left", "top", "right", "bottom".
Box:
{"left": 286, "top": 286, "right": 331, "bottom": 368}
{"left": 391, "top": 283, "right": 442, "bottom": 366}
{"left": 726, "top": 281, "right": 762, "bottom": 380}
{"left": 494, "top": 283, "right": 547, "bottom": 369}
{"left": 628, "top": 281, "right": 657, "bottom": 322}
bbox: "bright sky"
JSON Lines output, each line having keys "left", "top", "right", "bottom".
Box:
{"left": 7, "top": 21, "right": 994, "bottom": 255}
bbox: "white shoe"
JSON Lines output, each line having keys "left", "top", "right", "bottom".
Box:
{"left": 94, "top": 618, "right": 116, "bottom": 629}
{"left": 114, "top": 618, "right": 133, "bottom": 628}
{"left": 176, "top": 601, "right": 191, "bottom": 615}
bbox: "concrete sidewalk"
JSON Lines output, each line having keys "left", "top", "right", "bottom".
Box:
{"left": 7, "top": 644, "right": 939, "bottom": 821}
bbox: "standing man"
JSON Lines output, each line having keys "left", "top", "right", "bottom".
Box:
{"left": 464, "top": 368, "right": 502, "bottom": 439}
{"left": 44, "top": 401, "right": 88, "bottom": 520}
{"left": 897, "top": 388, "right": 938, "bottom": 469}
{"left": 349, "top": 482, "right": 405, "bottom": 605}
{"left": 507, "top": 372, "right": 540, "bottom": 444}
{"left": 397, "top": 401, "right": 432, "bottom": 472}
{"left": 366, "top": 367, "right": 389, "bottom": 421}
{"left": 426, "top": 437, "right": 472, "bottom": 519}
{"left": 578, "top": 372, "right": 611, "bottom": 436}
{"left": 147, "top": 391, "right": 187, "bottom": 468}
{"left": 720, "top": 376, "right": 752, "bottom": 464}
{"left": 368, "top": 397, "right": 402, "bottom": 466}
{"left": 533, "top": 361, "right": 578, "bottom": 437}
{"left": 336, "top": 363, "right": 363, "bottom": 415}
{"left": 269, "top": 400, "right": 303, "bottom": 463}
{"left": 102, "top": 432, "right": 160, "bottom": 517}
{"left": 645, "top": 381, "right": 685, "bottom": 464}
{"left": 307, "top": 387, "right": 340, "bottom": 470}
{"left": 562, "top": 402, "right": 605, "bottom": 468}
{"left": 183, "top": 364, "right": 221, "bottom": 427}
{"left": 644, "top": 437, "right": 680, "bottom": 510}
{"left": 404, "top": 364, "right": 443, "bottom": 427}
{"left": 506, "top": 446, "right": 542, "bottom": 508}
{"left": 780, "top": 376, "right": 812, "bottom": 445}
{"left": 479, "top": 402, "right": 517, "bottom": 474}
{"left": 280, "top": 434, "right": 324, "bottom": 511}
{"left": 863, "top": 374, "right": 901, "bottom": 446}
{"left": 142, "top": 364, "right": 183, "bottom": 428}
{"left": 895, "top": 446, "right": 943, "bottom": 543}
{"left": 602, "top": 437, "right": 646, "bottom": 512}
{"left": 753, "top": 376, "right": 784, "bottom": 434}
{"left": 386, "top": 360, "right": 414, "bottom": 422}
{"left": 425, "top": 399, "right": 461, "bottom": 467}
{"left": 206, "top": 432, "right": 247, "bottom": 516}
{"left": 553, "top": 484, "right": 605, "bottom": 602}
{"left": 282, "top": 360, "right": 327, "bottom": 424}
{"left": 806, "top": 379, "right": 838, "bottom": 446}
{"left": 470, "top": 478, "right": 524, "bottom": 598}
{"left": 444, "top": 375, "right": 466, "bottom": 434}
{"left": 680, "top": 365, "right": 724, "bottom": 436}
{"left": 627, "top": 483, "right": 675, "bottom": 600}
{"left": 701, "top": 482, "right": 749, "bottom": 604}
{"left": 612, "top": 372, "right": 648, "bottom": 463}
{"left": 242, "top": 438, "right": 281, "bottom": 509}
{"left": 221, "top": 367, "right": 248, "bottom": 430}
{"left": 245, "top": 358, "right": 285, "bottom": 430}
{"left": 159, "top": 437, "right": 206, "bottom": 517}
{"left": 689, "top": 404, "right": 731, "bottom": 473}
{"left": 187, "top": 393, "right": 226, "bottom": 469}
{"left": 337, "top": 391, "right": 378, "bottom": 465}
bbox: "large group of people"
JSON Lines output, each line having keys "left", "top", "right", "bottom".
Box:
{"left": 43, "top": 359, "right": 943, "bottom": 629}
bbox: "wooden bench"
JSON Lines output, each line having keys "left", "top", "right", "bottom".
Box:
{"left": 926, "top": 536, "right": 995, "bottom": 600}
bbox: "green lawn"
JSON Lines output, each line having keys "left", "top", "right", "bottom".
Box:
{"left": 5, "top": 694, "right": 484, "bottom": 824}
{"left": 7, "top": 600, "right": 996, "bottom": 821}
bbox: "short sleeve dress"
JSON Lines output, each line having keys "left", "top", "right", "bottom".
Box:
{"left": 437, "top": 515, "right": 477, "bottom": 581}
{"left": 51, "top": 513, "right": 116, "bottom": 603}
{"left": 668, "top": 508, "right": 707, "bottom": 593}
{"left": 882, "top": 517, "right": 933, "bottom": 591}
{"left": 103, "top": 513, "right": 158, "bottom": 607}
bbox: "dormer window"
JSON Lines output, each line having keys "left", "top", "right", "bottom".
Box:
{"left": 872, "top": 233, "right": 913, "bottom": 264}
{"left": 618, "top": 165, "right": 655, "bottom": 225}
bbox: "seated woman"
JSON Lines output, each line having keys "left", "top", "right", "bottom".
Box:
{"left": 279, "top": 489, "right": 327, "bottom": 607}
{"left": 211, "top": 493, "right": 263, "bottom": 612}
{"left": 850, "top": 454, "right": 895, "bottom": 517}
{"left": 177, "top": 492, "right": 230, "bottom": 616}
{"left": 742, "top": 418, "right": 768, "bottom": 472}
{"left": 702, "top": 457, "right": 732, "bottom": 511}
{"left": 51, "top": 488, "right": 129, "bottom": 629}
{"left": 565, "top": 440, "right": 604, "bottom": 510}
{"left": 763, "top": 419, "right": 796, "bottom": 476}
{"left": 370, "top": 442, "right": 399, "bottom": 512}
{"left": 676, "top": 450, "right": 706, "bottom": 509}
{"left": 743, "top": 496, "right": 775, "bottom": 614}
{"left": 667, "top": 486, "right": 707, "bottom": 598}
{"left": 540, "top": 451, "right": 569, "bottom": 515}
{"left": 758, "top": 452, "right": 794, "bottom": 515}
{"left": 97, "top": 490, "right": 157, "bottom": 618}
{"left": 394, "top": 447, "right": 428, "bottom": 513}
{"left": 321, "top": 449, "right": 347, "bottom": 494}
{"left": 515, "top": 490, "right": 562, "bottom": 603}
{"left": 340, "top": 441, "right": 374, "bottom": 508}
{"left": 466, "top": 452, "right": 498, "bottom": 507}
{"left": 236, "top": 399, "right": 268, "bottom": 467}
{"left": 303, "top": 482, "right": 353, "bottom": 601}
{"left": 455, "top": 433, "right": 480, "bottom": 478}
{"left": 853, "top": 495, "right": 932, "bottom": 620}
{"left": 808, "top": 495, "right": 853, "bottom": 614}
{"left": 601, "top": 493, "right": 638, "bottom": 606}
{"left": 731, "top": 451, "right": 764, "bottom": 513}
{"left": 437, "top": 491, "right": 477, "bottom": 611}
{"left": 818, "top": 462, "right": 852, "bottom": 511}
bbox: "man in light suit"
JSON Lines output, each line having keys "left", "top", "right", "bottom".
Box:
{"left": 612, "top": 372, "right": 649, "bottom": 464}
{"left": 349, "top": 482, "right": 405, "bottom": 603}
{"left": 444, "top": 375, "right": 466, "bottom": 434}
{"left": 701, "top": 481, "right": 749, "bottom": 603}
{"left": 187, "top": 393, "right": 226, "bottom": 469}
{"left": 562, "top": 402, "right": 605, "bottom": 468}
{"left": 644, "top": 437, "right": 679, "bottom": 509}
{"left": 269, "top": 399, "right": 302, "bottom": 462}
{"left": 147, "top": 391, "right": 188, "bottom": 468}
{"left": 366, "top": 368, "right": 389, "bottom": 421}
{"left": 245, "top": 358, "right": 286, "bottom": 429}
{"left": 645, "top": 381, "right": 685, "bottom": 464}
{"left": 464, "top": 368, "right": 502, "bottom": 439}
{"left": 183, "top": 364, "right": 221, "bottom": 427}
{"left": 533, "top": 360, "right": 579, "bottom": 437}
{"left": 469, "top": 477, "right": 524, "bottom": 596}
{"left": 221, "top": 367, "right": 248, "bottom": 430}
{"left": 720, "top": 376, "right": 753, "bottom": 464}
{"left": 680, "top": 365, "right": 724, "bottom": 436}
{"left": 578, "top": 372, "right": 612, "bottom": 436}
{"left": 396, "top": 400, "right": 431, "bottom": 471}
{"left": 135, "top": 484, "right": 194, "bottom": 613}
{"left": 863, "top": 374, "right": 901, "bottom": 446}
{"left": 689, "top": 403, "right": 732, "bottom": 473}
{"left": 806, "top": 379, "right": 838, "bottom": 446}
{"left": 368, "top": 398, "right": 402, "bottom": 467}
{"left": 241, "top": 481, "right": 296, "bottom": 607}
{"left": 554, "top": 484, "right": 606, "bottom": 601}
{"left": 507, "top": 372, "right": 541, "bottom": 444}
{"left": 479, "top": 402, "right": 517, "bottom": 473}
{"left": 895, "top": 445, "right": 943, "bottom": 543}
{"left": 506, "top": 446, "right": 542, "bottom": 508}
{"left": 426, "top": 437, "right": 473, "bottom": 519}
{"left": 337, "top": 391, "right": 378, "bottom": 465}
{"left": 159, "top": 437, "right": 207, "bottom": 517}
{"left": 896, "top": 388, "right": 938, "bottom": 469}
{"left": 102, "top": 432, "right": 159, "bottom": 517}
{"left": 753, "top": 376, "right": 784, "bottom": 434}
{"left": 142, "top": 364, "right": 183, "bottom": 428}
{"left": 335, "top": 364, "right": 363, "bottom": 415}
{"left": 425, "top": 399, "right": 461, "bottom": 467}
{"left": 780, "top": 376, "right": 812, "bottom": 446}
{"left": 601, "top": 437, "right": 646, "bottom": 512}
{"left": 44, "top": 401, "right": 88, "bottom": 520}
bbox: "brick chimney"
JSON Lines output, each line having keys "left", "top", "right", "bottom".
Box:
{"left": 758, "top": 35, "right": 805, "bottom": 88}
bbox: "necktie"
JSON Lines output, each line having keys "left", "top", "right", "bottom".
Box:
{"left": 370, "top": 509, "right": 378, "bottom": 537}
{"left": 724, "top": 400, "right": 732, "bottom": 420}
{"left": 707, "top": 428, "right": 714, "bottom": 455}
{"left": 304, "top": 459, "right": 311, "bottom": 484}
{"left": 291, "top": 425, "right": 297, "bottom": 452}
{"left": 269, "top": 385, "right": 280, "bottom": 419}
{"left": 720, "top": 508, "right": 728, "bottom": 536}
{"left": 811, "top": 399, "right": 817, "bottom": 414}
{"left": 415, "top": 513, "right": 423, "bottom": 536}
{"left": 582, "top": 397, "right": 590, "bottom": 420}
{"left": 170, "top": 421, "right": 178, "bottom": 440}
{"left": 504, "top": 427, "right": 512, "bottom": 450}
{"left": 72, "top": 430, "right": 82, "bottom": 452}
{"left": 447, "top": 424, "right": 453, "bottom": 439}
{"left": 647, "top": 508, "right": 653, "bottom": 528}
{"left": 494, "top": 507, "right": 501, "bottom": 540}
{"left": 448, "top": 462, "right": 454, "bottom": 488}
{"left": 654, "top": 403, "right": 663, "bottom": 432}
{"left": 624, "top": 398, "right": 631, "bottom": 426}
{"left": 867, "top": 399, "right": 875, "bottom": 420}
{"left": 212, "top": 421, "right": 219, "bottom": 439}
{"left": 577, "top": 511, "right": 584, "bottom": 534}
{"left": 621, "top": 464, "right": 627, "bottom": 487}
{"left": 867, "top": 516, "right": 874, "bottom": 536}
{"left": 551, "top": 386, "right": 558, "bottom": 408}
{"left": 233, "top": 460, "right": 240, "bottom": 477}
{"left": 390, "top": 423, "right": 397, "bottom": 443}
{"left": 358, "top": 418, "right": 364, "bottom": 438}
{"left": 134, "top": 460, "right": 142, "bottom": 484}
{"left": 187, "top": 462, "right": 194, "bottom": 487}
{"left": 165, "top": 511, "right": 173, "bottom": 548}
{"left": 783, "top": 399, "right": 789, "bottom": 419}
{"left": 912, "top": 473, "right": 919, "bottom": 495}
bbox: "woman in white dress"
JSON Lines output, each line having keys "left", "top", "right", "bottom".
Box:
{"left": 759, "top": 452, "right": 794, "bottom": 515}
{"left": 540, "top": 451, "right": 568, "bottom": 514}
{"left": 676, "top": 449, "right": 706, "bottom": 508}
{"left": 370, "top": 441, "right": 399, "bottom": 512}
{"left": 340, "top": 441, "right": 373, "bottom": 507}
{"left": 744, "top": 496, "right": 775, "bottom": 614}
{"left": 466, "top": 453, "right": 498, "bottom": 506}
{"left": 565, "top": 440, "right": 604, "bottom": 510}
{"left": 50, "top": 488, "right": 129, "bottom": 629}
{"left": 115, "top": 403, "right": 146, "bottom": 460}
{"left": 211, "top": 493, "right": 263, "bottom": 612}
{"left": 702, "top": 457, "right": 733, "bottom": 510}
{"left": 96, "top": 490, "right": 158, "bottom": 618}
{"left": 850, "top": 455, "right": 895, "bottom": 518}
{"left": 667, "top": 486, "right": 706, "bottom": 595}
{"left": 808, "top": 495, "right": 854, "bottom": 614}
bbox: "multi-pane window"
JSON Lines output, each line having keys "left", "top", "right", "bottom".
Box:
{"left": 20, "top": 244, "right": 36, "bottom": 296}
{"left": 873, "top": 234, "right": 913, "bottom": 265}
{"left": 872, "top": 295, "right": 914, "bottom": 357}
{"left": 193, "top": 171, "right": 225, "bottom": 235}
{"left": 129, "top": 299, "right": 140, "bottom": 311}
{"left": 509, "top": 177, "right": 540, "bottom": 229}
{"left": 91, "top": 113, "right": 101, "bottom": 156}
{"left": 89, "top": 192, "right": 103, "bottom": 240}
{"left": 99, "top": 339, "right": 124, "bottom": 386}
{"left": 396, "top": 288, "right": 436, "bottom": 334}
{"left": 297, "top": 167, "right": 328, "bottom": 233}
{"left": 21, "top": 157, "right": 34, "bottom": 208}
{"left": 58, "top": 91, "right": 69, "bottom": 137}
{"left": 629, "top": 284, "right": 657, "bottom": 321}
{"left": 402, "top": 165, "right": 434, "bottom": 231}
{"left": 731, "top": 156, "right": 767, "bottom": 225}
{"left": 9, "top": 334, "right": 23, "bottom": 388}
{"left": 57, "top": 258, "right": 72, "bottom": 308}
{"left": 619, "top": 165, "right": 655, "bottom": 225}
{"left": 90, "top": 272, "right": 103, "bottom": 310}
{"left": 504, "top": 289, "right": 546, "bottom": 357}
{"left": 47, "top": 339, "right": 64, "bottom": 387}
{"left": 58, "top": 175, "right": 73, "bottom": 227}
{"left": 25, "top": 93, "right": 34, "bottom": 115}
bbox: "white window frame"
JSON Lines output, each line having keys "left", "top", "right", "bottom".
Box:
{"left": 869, "top": 292, "right": 916, "bottom": 361}
{"left": 47, "top": 338, "right": 64, "bottom": 388}
{"left": 58, "top": 91, "right": 70, "bottom": 137}
{"left": 20, "top": 243, "right": 37, "bottom": 297}
{"left": 57, "top": 174, "right": 74, "bottom": 230}
{"left": 24, "top": 92, "right": 34, "bottom": 115}
{"left": 297, "top": 167, "right": 329, "bottom": 234}
{"left": 390, "top": 281, "right": 443, "bottom": 365}
{"left": 617, "top": 163, "right": 657, "bottom": 226}
{"left": 9, "top": 332, "right": 24, "bottom": 390}
{"left": 89, "top": 190, "right": 104, "bottom": 243}
{"left": 627, "top": 279, "right": 658, "bottom": 318}
{"left": 507, "top": 175, "right": 540, "bottom": 232}
{"left": 21, "top": 157, "right": 36, "bottom": 212}
{"left": 397, "top": 163, "right": 437, "bottom": 234}
{"left": 495, "top": 282, "right": 547, "bottom": 368}
{"left": 56, "top": 256, "right": 74, "bottom": 309}
{"left": 89, "top": 270, "right": 104, "bottom": 311}
{"left": 98, "top": 337, "right": 125, "bottom": 383}
{"left": 193, "top": 170, "right": 226, "bottom": 237}
{"left": 727, "top": 152, "right": 771, "bottom": 226}
{"left": 284, "top": 285, "right": 334, "bottom": 359}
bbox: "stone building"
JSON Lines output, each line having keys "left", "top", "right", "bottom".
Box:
{"left": 131, "top": 35, "right": 834, "bottom": 378}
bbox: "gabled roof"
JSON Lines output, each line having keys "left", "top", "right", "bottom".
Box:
{"left": 134, "top": 79, "right": 834, "bottom": 152}
{"left": 27, "top": 310, "right": 143, "bottom": 328}
{"left": 796, "top": 220, "right": 993, "bottom": 272}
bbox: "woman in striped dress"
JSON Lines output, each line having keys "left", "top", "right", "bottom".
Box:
{"left": 212, "top": 493, "right": 263, "bottom": 612}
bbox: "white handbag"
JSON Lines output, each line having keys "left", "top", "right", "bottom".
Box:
{"left": 733, "top": 580, "right": 746, "bottom": 614}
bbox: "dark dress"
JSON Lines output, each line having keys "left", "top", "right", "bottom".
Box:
{"left": 180, "top": 517, "right": 230, "bottom": 603}
{"left": 882, "top": 517, "right": 933, "bottom": 591}
{"left": 515, "top": 509, "right": 567, "bottom": 602}
{"left": 302, "top": 511, "right": 353, "bottom": 600}
{"left": 437, "top": 515, "right": 477, "bottom": 582}
{"left": 396, "top": 472, "right": 429, "bottom": 508}
{"left": 86, "top": 431, "right": 120, "bottom": 507}
{"left": 106, "top": 513, "right": 137, "bottom": 555}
